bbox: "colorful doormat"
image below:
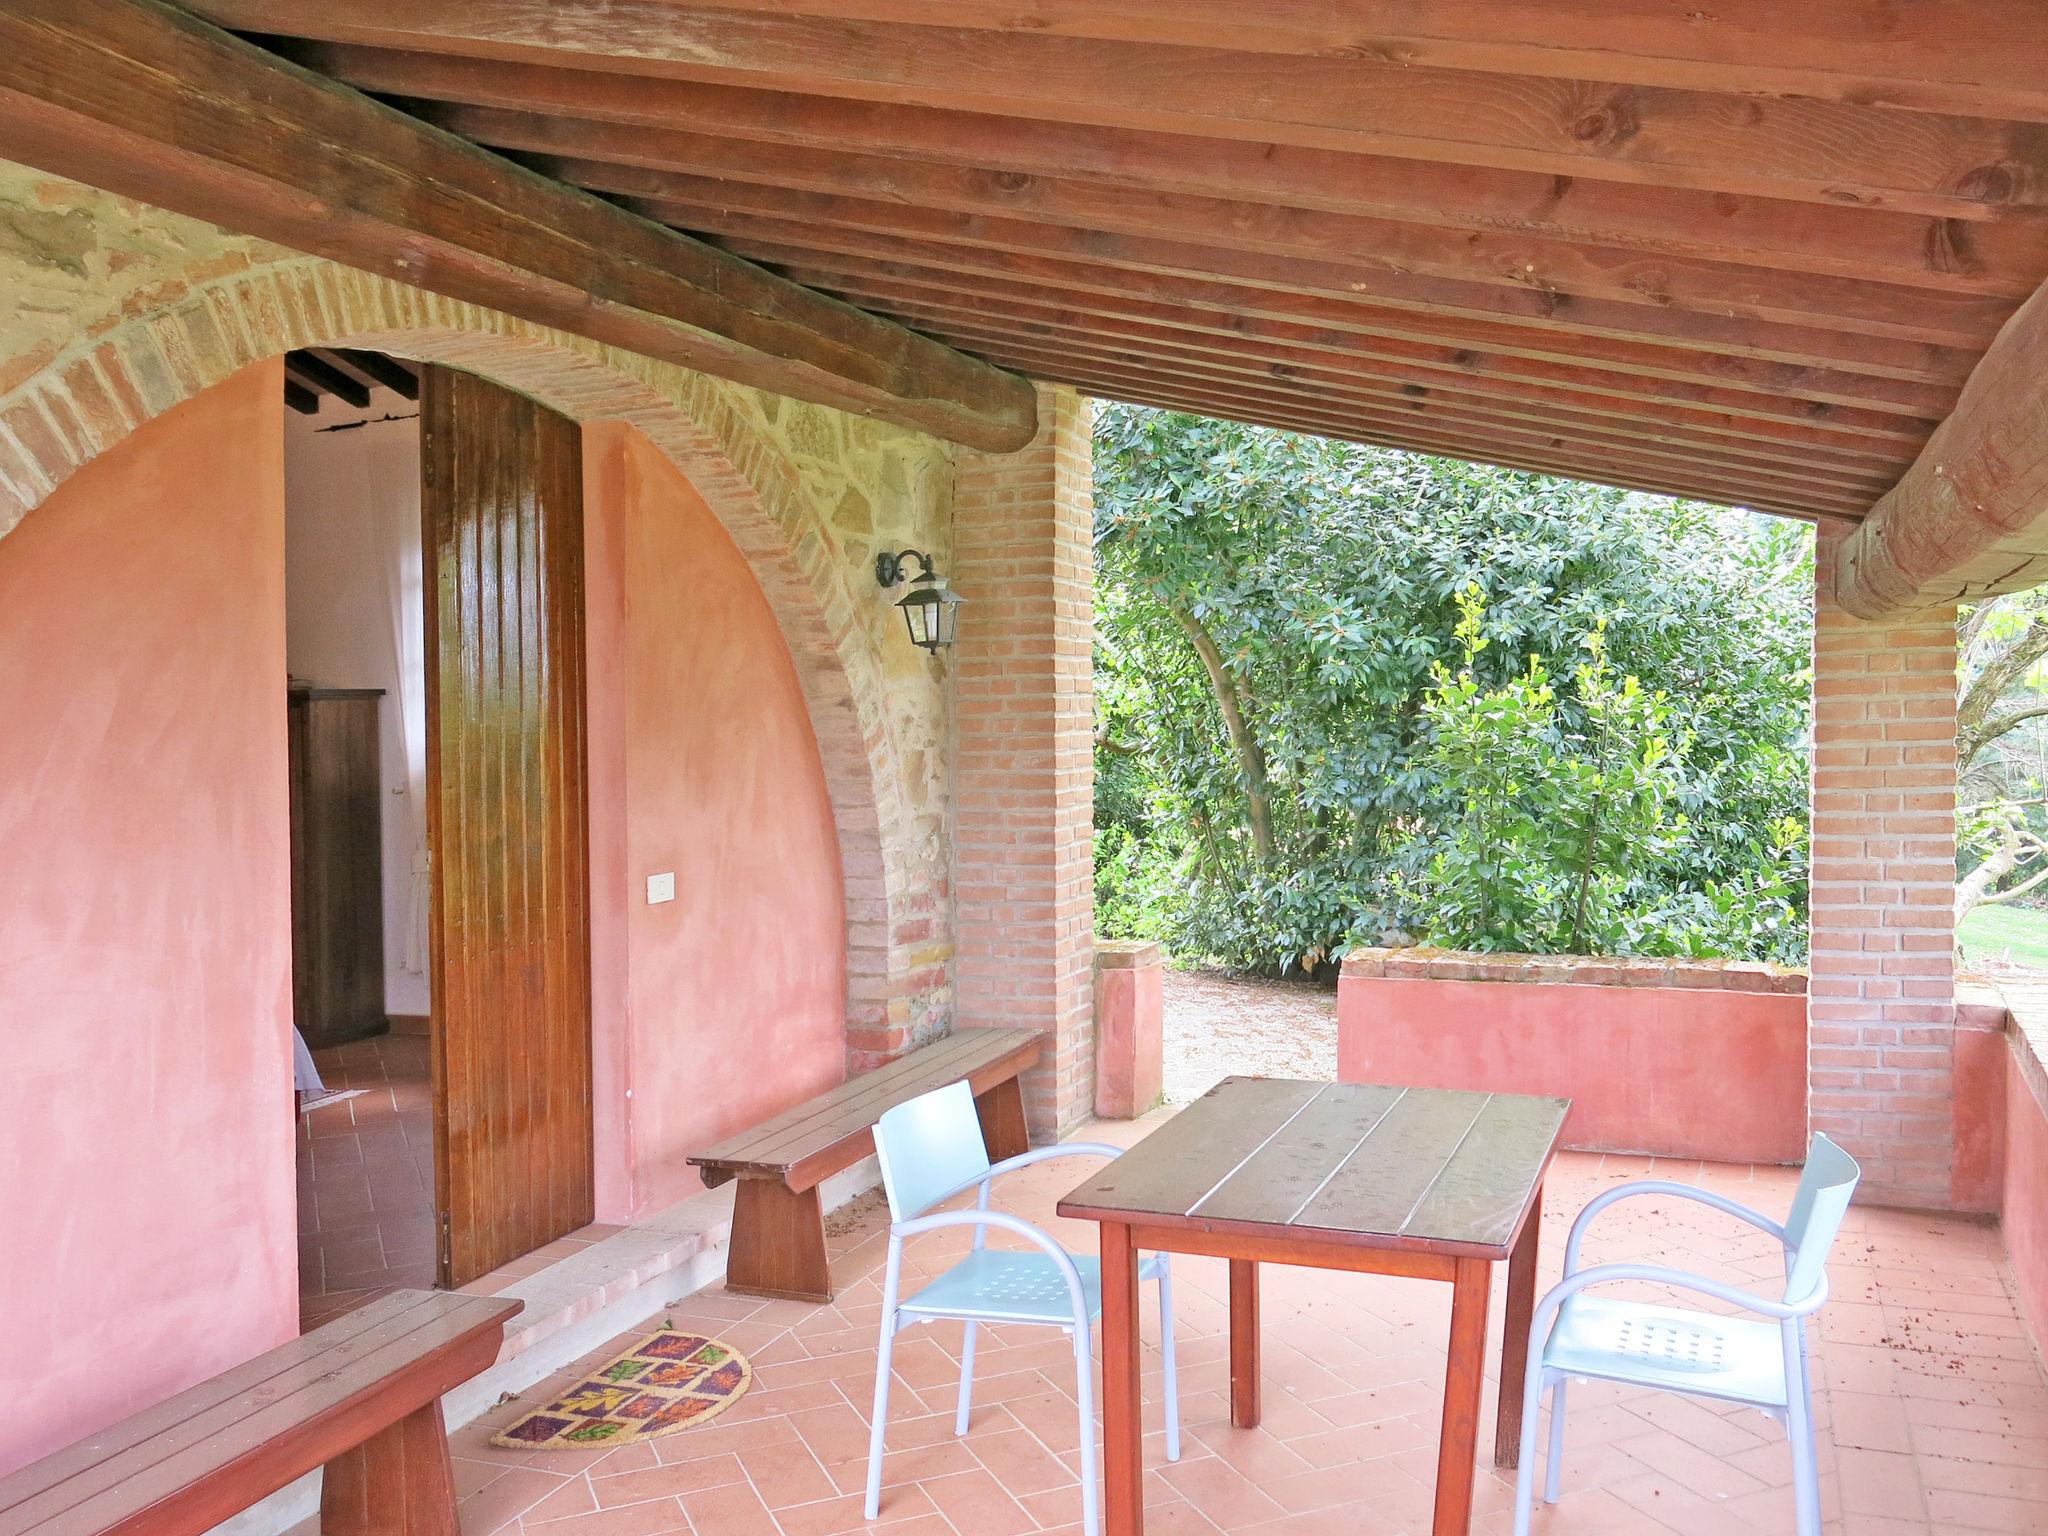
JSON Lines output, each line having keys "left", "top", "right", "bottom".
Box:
{"left": 491, "top": 1328, "right": 752, "bottom": 1450}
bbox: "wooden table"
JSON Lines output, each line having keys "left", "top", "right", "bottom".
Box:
{"left": 1058, "top": 1077, "right": 1570, "bottom": 1536}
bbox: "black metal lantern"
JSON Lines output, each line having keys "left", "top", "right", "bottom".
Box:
{"left": 875, "top": 549, "right": 962, "bottom": 652}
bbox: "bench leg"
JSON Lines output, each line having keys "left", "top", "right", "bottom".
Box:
{"left": 321, "top": 1398, "right": 458, "bottom": 1536}
{"left": 975, "top": 1076, "right": 1031, "bottom": 1161}
{"left": 726, "top": 1178, "right": 832, "bottom": 1302}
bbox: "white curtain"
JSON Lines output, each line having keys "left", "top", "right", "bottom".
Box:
{"left": 361, "top": 422, "right": 431, "bottom": 978}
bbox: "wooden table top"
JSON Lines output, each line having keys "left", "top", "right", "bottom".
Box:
{"left": 1057, "top": 1078, "right": 1570, "bottom": 1259}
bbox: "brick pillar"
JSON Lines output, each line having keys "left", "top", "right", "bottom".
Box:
{"left": 1810, "top": 528, "right": 1959, "bottom": 1207}
{"left": 952, "top": 385, "right": 1096, "bottom": 1140}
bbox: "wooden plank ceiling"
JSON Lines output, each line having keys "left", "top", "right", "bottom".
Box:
{"left": 183, "top": 1, "right": 2048, "bottom": 524}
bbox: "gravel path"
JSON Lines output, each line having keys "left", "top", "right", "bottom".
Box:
{"left": 1161, "top": 966, "right": 1338, "bottom": 1104}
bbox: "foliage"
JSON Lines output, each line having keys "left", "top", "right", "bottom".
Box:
{"left": 1956, "top": 590, "right": 2048, "bottom": 924}
{"left": 1092, "top": 404, "right": 1813, "bottom": 974}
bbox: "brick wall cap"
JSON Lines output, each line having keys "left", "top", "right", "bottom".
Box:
{"left": 1096, "top": 939, "right": 1163, "bottom": 970}
{"left": 1338, "top": 946, "right": 1808, "bottom": 995}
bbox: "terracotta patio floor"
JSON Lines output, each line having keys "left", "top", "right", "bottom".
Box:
{"left": 428, "top": 1109, "right": 2048, "bottom": 1536}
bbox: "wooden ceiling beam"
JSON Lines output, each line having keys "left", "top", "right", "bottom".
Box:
{"left": 446, "top": 108, "right": 2021, "bottom": 347}
{"left": 283, "top": 376, "right": 320, "bottom": 414}
{"left": 780, "top": 262, "right": 1913, "bottom": 478}
{"left": 666, "top": 209, "right": 1956, "bottom": 444}
{"left": 285, "top": 349, "right": 373, "bottom": 408}
{"left": 0, "top": 0, "right": 1037, "bottom": 451}
{"left": 184, "top": 2, "right": 2047, "bottom": 217}
{"left": 311, "top": 47, "right": 2048, "bottom": 297}
{"left": 394, "top": 0, "right": 2042, "bottom": 121}
{"left": 995, "top": 355, "right": 1870, "bottom": 522}
{"left": 1835, "top": 278, "right": 2048, "bottom": 615}
{"left": 871, "top": 309, "right": 1898, "bottom": 503}
{"left": 607, "top": 176, "right": 1973, "bottom": 389}
{"left": 713, "top": 226, "right": 1968, "bottom": 420}
{"left": 331, "top": 347, "right": 421, "bottom": 400}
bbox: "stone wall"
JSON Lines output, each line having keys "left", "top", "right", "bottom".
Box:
{"left": 0, "top": 161, "right": 961, "bottom": 1061}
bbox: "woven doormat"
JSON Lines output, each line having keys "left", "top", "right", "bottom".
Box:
{"left": 492, "top": 1329, "right": 752, "bottom": 1450}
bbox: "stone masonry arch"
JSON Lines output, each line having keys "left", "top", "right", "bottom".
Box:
{"left": 0, "top": 244, "right": 945, "bottom": 1064}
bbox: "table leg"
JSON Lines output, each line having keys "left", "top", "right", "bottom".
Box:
{"left": 1433, "top": 1256, "right": 1491, "bottom": 1536}
{"left": 1496, "top": 1182, "right": 1542, "bottom": 1468}
{"left": 1229, "top": 1258, "right": 1261, "bottom": 1428}
{"left": 1099, "top": 1221, "right": 1145, "bottom": 1536}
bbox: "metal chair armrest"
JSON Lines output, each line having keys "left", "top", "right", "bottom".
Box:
{"left": 985, "top": 1142, "right": 1123, "bottom": 1181}
{"left": 889, "top": 1208, "right": 1093, "bottom": 1322}
{"left": 1534, "top": 1260, "right": 1825, "bottom": 1344}
{"left": 1563, "top": 1181, "right": 1788, "bottom": 1275}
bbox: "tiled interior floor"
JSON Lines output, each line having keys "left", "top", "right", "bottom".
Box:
{"left": 297, "top": 1032, "right": 438, "bottom": 1330}
{"left": 296, "top": 1032, "right": 628, "bottom": 1331}
{"left": 433, "top": 1114, "right": 2048, "bottom": 1536}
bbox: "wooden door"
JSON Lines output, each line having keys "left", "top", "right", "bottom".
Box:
{"left": 422, "top": 365, "right": 594, "bottom": 1287}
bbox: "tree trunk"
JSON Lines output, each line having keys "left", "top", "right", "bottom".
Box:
{"left": 1167, "top": 601, "right": 1276, "bottom": 864}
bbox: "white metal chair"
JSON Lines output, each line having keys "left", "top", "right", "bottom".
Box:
{"left": 863, "top": 1080, "right": 1181, "bottom": 1536}
{"left": 1511, "top": 1133, "right": 1860, "bottom": 1536}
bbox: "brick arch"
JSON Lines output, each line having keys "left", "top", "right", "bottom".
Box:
{"left": 0, "top": 256, "right": 919, "bottom": 1060}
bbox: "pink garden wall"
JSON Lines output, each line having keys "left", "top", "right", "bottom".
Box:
{"left": 0, "top": 361, "right": 298, "bottom": 1474}
{"left": 1338, "top": 949, "right": 1810, "bottom": 1164}
{"left": 583, "top": 423, "right": 847, "bottom": 1220}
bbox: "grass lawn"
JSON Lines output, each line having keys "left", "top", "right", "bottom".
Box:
{"left": 1958, "top": 904, "right": 2048, "bottom": 969}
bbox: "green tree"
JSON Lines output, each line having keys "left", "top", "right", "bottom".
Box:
{"left": 1092, "top": 404, "right": 1812, "bottom": 973}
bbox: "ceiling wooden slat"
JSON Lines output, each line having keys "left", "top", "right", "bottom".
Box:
{"left": 313, "top": 47, "right": 2048, "bottom": 296}
{"left": 140, "top": 1, "right": 2048, "bottom": 556}
{"left": 772, "top": 269, "right": 1912, "bottom": 483}
{"left": 0, "top": 0, "right": 1035, "bottom": 451}
{"left": 615, "top": 181, "right": 1978, "bottom": 385}
{"left": 185, "top": 2, "right": 2048, "bottom": 218}
{"left": 356, "top": 0, "right": 2042, "bottom": 121}
{"left": 443, "top": 107, "right": 2025, "bottom": 347}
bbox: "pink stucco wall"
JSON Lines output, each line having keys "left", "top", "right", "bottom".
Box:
{"left": 582, "top": 423, "right": 847, "bottom": 1219}
{"left": 0, "top": 361, "right": 296, "bottom": 1474}
{"left": 2005, "top": 1035, "right": 2048, "bottom": 1361}
{"left": 1338, "top": 952, "right": 1809, "bottom": 1164}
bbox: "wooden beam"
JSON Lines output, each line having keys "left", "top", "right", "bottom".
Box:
{"left": 183, "top": 2, "right": 2048, "bottom": 216}
{"left": 1835, "top": 278, "right": 2048, "bottom": 615}
{"left": 1026, "top": 362, "right": 1865, "bottom": 523}
{"left": 607, "top": 176, "right": 1976, "bottom": 388}
{"left": 331, "top": 346, "right": 421, "bottom": 399}
{"left": 442, "top": 107, "right": 2021, "bottom": 345}
{"left": 287, "top": 349, "right": 373, "bottom": 407}
{"left": 883, "top": 317, "right": 1893, "bottom": 506}
{"left": 715, "top": 226, "right": 1968, "bottom": 416}
{"left": 313, "top": 0, "right": 2045, "bottom": 121}
{"left": 284, "top": 376, "right": 320, "bottom": 414}
{"left": 787, "top": 265, "right": 1910, "bottom": 484}
{"left": 312, "top": 45, "right": 2048, "bottom": 296}
{"left": 0, "top": 0, "right": 1036, "bottom": 451}
{"left": 661, "top": 206, "right": 1960, "bottom": 439}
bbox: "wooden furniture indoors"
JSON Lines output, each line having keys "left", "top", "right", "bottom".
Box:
{"left": 1058, "top": 1077, "right": 1570, "bottom": 1536}
{"left": 0, "top": 1289, "right": 519, "bottom": 1536}
{"left": 690, "top": 1026, "right": 1045, "bottom": 1301}
{"left": 286, "top": 684, "right": 387, "bottom": 1049}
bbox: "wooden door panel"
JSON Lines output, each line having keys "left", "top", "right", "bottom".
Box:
{"left": 423, "top": 365, "right": 593, "bottom": 1287}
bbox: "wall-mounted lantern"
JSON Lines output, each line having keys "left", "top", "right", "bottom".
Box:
{"left": 875, "top": 549, "right": 963, "bottom": 652}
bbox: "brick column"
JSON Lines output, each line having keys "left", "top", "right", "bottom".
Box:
{"left": 1810, "top": 527, "right": 1959, "bottom": 1207}
{"left": 952, "top": 385, "right": 1096, "bottom": 1140}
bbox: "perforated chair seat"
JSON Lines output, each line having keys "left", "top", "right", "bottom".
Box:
{"left": 898, "top": 1249, "right": 1166, "bottom": 1326}
{"left": 1547, "top": 1293, "right": 1788, "bottom": 1408}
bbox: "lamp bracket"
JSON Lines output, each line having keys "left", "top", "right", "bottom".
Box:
{"left": 875, "top": 548, "right": 934, "bottom": 587}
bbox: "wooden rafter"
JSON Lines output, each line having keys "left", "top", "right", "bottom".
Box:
{"left": 0, "top": 0, "right": 1037, "bottom": 451}
{"left": 85, "top": 2, "right": 2048, "bottom": 543}
{"left": 176, "top": 2, "right": 2048, "bottom": 217}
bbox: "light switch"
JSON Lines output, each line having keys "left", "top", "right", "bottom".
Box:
{"left": 646, "top": 871, "right": 676, "bottom": 905}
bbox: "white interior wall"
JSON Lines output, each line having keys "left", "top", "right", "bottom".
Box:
{"left": 283, "top": 384, "right": 430, "bottom": 1020}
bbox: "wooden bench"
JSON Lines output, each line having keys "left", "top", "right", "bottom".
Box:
{"left": 690, "top": 1026, "right": 1045, "bottom": 1301}
{"left": 0, "top": 1289, "right": 519, "bottom": 1536}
